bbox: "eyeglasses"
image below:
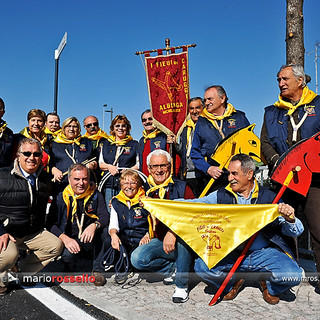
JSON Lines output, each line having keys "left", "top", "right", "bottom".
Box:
{"left": 148, "top": 163, "right": 170, "bottom": 170}
{"left": 85, "top": 122, "right": 98, "bottom": 128}
{"left": 21, "top": 151, "right": 42, "bottom": 158}
{"left": 122, "top": 182, "right": 138, "bottom": 186}
{"left": 114, "top": 124, "right": 127, "bottom": 128}
{"left": 142, "top": 117, "right": 153, "bottom": 123}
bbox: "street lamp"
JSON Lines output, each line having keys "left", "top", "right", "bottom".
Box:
{"left": 102, "top": 104, "right": 113, "bottom": 131}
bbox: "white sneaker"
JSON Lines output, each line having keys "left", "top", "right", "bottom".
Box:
{"left": 172, "top": 287, "right": 189, "bottom": 303}
{"left": 163, "top": 269, "right": 176, "bottom": 285}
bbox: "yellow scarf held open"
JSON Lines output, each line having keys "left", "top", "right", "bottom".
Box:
{"left": 83, "top": 128, "right": 109, "bottom": 141}
{"left": 274, "top": 86, "right": 317, "bottom": 116}
{"left": 20, "top": 127, "right": 48, "bottom": 147}
{"left": 185, "top": 119, "right": 195, "bottom": 146}
{"left": 143, "top": 128, "right": 162, "bottom": 143}
{"left": 107, "top": 135, "right": 133, "bottom": 146}
{"left": 141, "top": 198, "right": 280, "bottom": 269}
{"left": 201, "top": 103, "right": 236, "bottom": 130}
{"left": 115, "top": 187, "right": 145, "bottom": 207}
{"left": 146, "top": 174, "right": 174, "bottom": 199}
{"left": 54, "top": 131, "right": 82, "bottom": 146}
{"left": 62, "top": 184, "right": 98, "bottom": 222}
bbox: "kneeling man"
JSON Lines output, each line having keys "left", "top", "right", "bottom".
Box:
{"left": 50, "top": 163, "right": 109, "bottom": 286}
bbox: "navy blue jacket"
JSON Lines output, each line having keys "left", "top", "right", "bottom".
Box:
{"left": 191, "top": 111, "right": 250, "bottom": 174}
{"left": 100, "top": 139, "right": 139, "bottom": 188}
{"left": 263, "top": 95, "right": 320, "bottom": 156}
{"left": 51, "top": 138, "right": 97, "bottom": 184}
{"left": 49, "top": 190, "right": 109, "bottom": 239}
{"left": 111, "top": 198, "right": 149, "bottom": 245}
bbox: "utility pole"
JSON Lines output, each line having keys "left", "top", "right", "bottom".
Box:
{"left": 54, "top": 32, "right": 67, "bottom": 114}
{"left": 307, "top": 42, "right": 320, "bottom": 94}
{"left": 103, "top": 104, "right": 113, "bottom": 131}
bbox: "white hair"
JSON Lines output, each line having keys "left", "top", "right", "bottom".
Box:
{"left": 146, "top": 149, "right": 171, "bottom": 166}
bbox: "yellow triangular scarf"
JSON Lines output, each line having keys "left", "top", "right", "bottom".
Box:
{"left": 44, "top": 127, "right": 61, "bottom": 136}
{"left": 20, "top": 127, "right": 48, "bottom": 147}
{"left": 115, "top": 187, "right": 145, "bottom": 207}
{"left": 107, "top": 135, "right": 133, "bottom": 146}
{"left": 143, "top": 128, "right": 162, "bottom": 143}
{"left": 62, "top": 184, "right": 98, "bottom": 222}
{"left": 83, "top": 128, "right": 109, "bottom": 141}
{"left": 141, "top": 197, "right": 280, "bottom": 269}
{"left": 0, "top": 122, "right": 7, "bottom": 139}
{"left": 146, "top": 175, "right": 174, "bottom": 199}
{"left": 274, "top": 86, "right": 317, "bottom": 116}
{"left": 54, "top": 131, "right": 82, "bottom": 146}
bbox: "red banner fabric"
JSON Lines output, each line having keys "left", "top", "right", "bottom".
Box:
{"left": 145, "top": 51, "right": 189, "bottom": 135}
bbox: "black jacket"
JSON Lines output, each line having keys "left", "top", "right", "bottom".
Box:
{"left": 0, "top": 159, "right": 52, "bottom": 238}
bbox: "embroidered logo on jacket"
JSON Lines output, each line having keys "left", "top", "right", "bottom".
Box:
{"left": 227, "top": 119, "right": 236, "bottom": 128}
{"left": 134, "top": 207, "right": 143, "bottom": 219}
{"left": 154, "top": 141, "right": 161, "bottom": 149}
{"left": 123, "top": 147, "right": 131, "bottom": 154}
{"left": 305, "top": 105, "right": 316, "bottom": 116}
{"left": 79, "top": 144, "right": 87, "bottom": 151}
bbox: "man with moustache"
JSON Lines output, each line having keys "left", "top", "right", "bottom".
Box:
{"left": 176, "top": 97, "right": 204, "bottom": 196}
{"left": 0, "top": 138, "right": 63, "bottom": 295}
{"left": 83, "top": 116, "right": 109, "bottom": 150}
{"left": 138, "top": 109, "right": 169, "bottom": 176}
{"left": 185, "top": 154, "right": 303, "bottom": 304}
{"left": 191, "top": 86, "right": 250, "bottom": 193}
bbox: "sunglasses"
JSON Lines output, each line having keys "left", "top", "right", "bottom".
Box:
{"left": 142, "top": 117, "right": 153, "bottom": 123}
{"left": 114, "top": 124, "right": 127, "bottom": 128}
{"left": 21, "top": 151, "right": 42, "bottom": 158}
{"left": 85, "top": 122, "right": 98, "bottom": 128}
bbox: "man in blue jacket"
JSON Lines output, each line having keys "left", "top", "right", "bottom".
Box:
{"left": 261, "top": 64, "right": 320, "bottom": 293}
{"left": 191, "top": 86, "right": 250, "bottom": 193}
{"left": 188, "top": 154, "right": 303, "bottom": 304}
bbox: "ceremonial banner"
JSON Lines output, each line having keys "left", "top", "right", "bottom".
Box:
{"left": 142, "top": 198, "right": 280, "bottom": 269}
{"left": 145, "top": 51, "right": 189, "bottom": 135}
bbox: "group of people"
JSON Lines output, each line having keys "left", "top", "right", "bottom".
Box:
{"left": 0, "top": 63, "right": 319, "bottom": 305}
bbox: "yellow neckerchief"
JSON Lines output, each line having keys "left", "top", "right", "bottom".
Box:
{"left": 143, "top": 128, "right": 162, "bottom": 143}
{"left": 62, "top": 184, "right": 98, "bottom": 222}
{"left": 83, "top": 128, "right": 109, "bottom": 141}
{"left": 274, "top": 86, "right": 317, "bottom": 116}
{"left": 225, "top": 179, "right": 259, "bottom": 204}
{"left": 20, "top": 127, "right": 48, "bottom": 147}
{"left": 44, "top": 127, "right": 62, "bottom": 136}
{"left": 146, "top": 174, "right": 174, "bottom": 199}
{"left": 185, "top": 119, "right": 196, "bottom": 146}
{"left": 0, "top": 122, "right": 7, "bottom": 138}
{"left": 115, "top": 187, "right": 145, "bottom": 207}
{"left": 107, "top": 134, "right": 133, "bottom": 146}
{"left": 54, "top": 131, "right": 82, "bottom": 146}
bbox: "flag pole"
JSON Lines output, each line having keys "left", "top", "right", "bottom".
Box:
{"left": 209, "top": 165, "right": 301, "bottom": 306}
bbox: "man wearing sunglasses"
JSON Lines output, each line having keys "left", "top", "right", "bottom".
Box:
{"left": 83, "top": 116, "right": 109, "bottom": 149}
{"left": 138, "top": 109, "right": 169, "bottom": 176}
{"left": 0, "top": 138, "right": 63, "bottom": 295}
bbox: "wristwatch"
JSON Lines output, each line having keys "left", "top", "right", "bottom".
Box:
{"left": 94, "top": 221, "right": 101, "bottom": 229}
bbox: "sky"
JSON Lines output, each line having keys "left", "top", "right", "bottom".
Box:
{"left": 1, "top": 0, "right": 320, "bottom": 141}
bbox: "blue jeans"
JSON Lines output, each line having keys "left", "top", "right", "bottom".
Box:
{"left": 131, "top": 237, "right": 194, "bottom": 289}
{"left": 194, "top": 247, "right": 303, "bottom": 296}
